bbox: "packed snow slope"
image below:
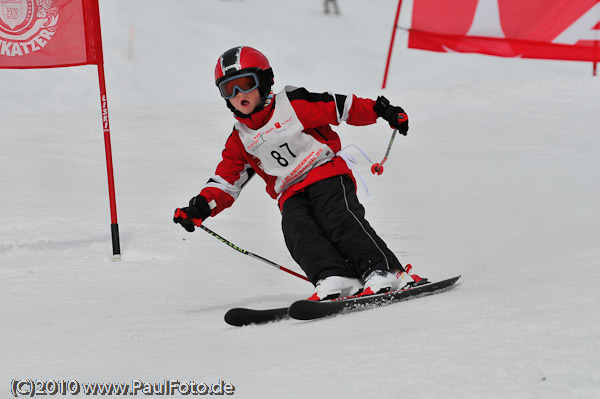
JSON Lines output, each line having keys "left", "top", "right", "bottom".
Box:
{"left": 1, "top": 0, "right": 599, "bottom": 398}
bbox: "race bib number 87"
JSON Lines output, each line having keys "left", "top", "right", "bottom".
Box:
{"left": 237, "top": 94, "right": 334, "bottom": 194}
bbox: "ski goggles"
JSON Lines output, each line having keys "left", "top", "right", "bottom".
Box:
{"left": 218, "top": 72, "right": 260, "bottom": 99}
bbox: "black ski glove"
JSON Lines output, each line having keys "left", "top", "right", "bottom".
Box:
{"left": 173, "top": 195, "right": 212, "bottom": 232}
{"left": 373, "top": 96, "right": 409, "bottom": 135}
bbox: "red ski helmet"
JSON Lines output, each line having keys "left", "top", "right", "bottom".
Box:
{"left": 215, "top": 46, "right": 274, "bottom": 106}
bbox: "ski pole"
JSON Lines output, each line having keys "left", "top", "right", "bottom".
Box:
{"left": 371, "top": 128, "right": 403, "bottom": 175}
{"left": 199, "top": 224, "right": 311, "bottom": 283}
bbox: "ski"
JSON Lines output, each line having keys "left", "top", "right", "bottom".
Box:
{"left": 288, "top": 275, "right": 461, "bottom": 321}
{"left": 224, "top": 306, "right": 289, "bottom": 327}
{"left": 224, "top": 276, "right": 461, "bottom": 326}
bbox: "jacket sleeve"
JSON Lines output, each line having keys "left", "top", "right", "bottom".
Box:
{"left": 198, "top": 130, "right": 255, "bottom": 217}
{"left": 286, "top": 86, "right": 379, "bottom": 128}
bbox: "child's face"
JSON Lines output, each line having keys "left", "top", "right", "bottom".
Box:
{"left": 229, "top": 88, "right": 262, "bottom": 115}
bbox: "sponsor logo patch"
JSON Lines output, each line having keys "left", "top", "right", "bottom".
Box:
{"left": 0, "top": 0, "right": 59, "bottom": 57}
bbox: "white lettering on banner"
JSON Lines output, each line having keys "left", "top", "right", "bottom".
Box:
{"left": 449, "top": 0, "right": 599, "bottom": 56}
{"left": 466, "top": 0, "right": 505, "bottom": 38}
{"left": 446, "top": 0, "right": 520, "bottom": 56}
{"left": 0, "top": 0, "right": 58, "bottom": 58}
{"left": 0, "top": 28, "right": 54, "bottom": 55}
{"left": 553, "top": 3, "right": 600, "bottom": 45}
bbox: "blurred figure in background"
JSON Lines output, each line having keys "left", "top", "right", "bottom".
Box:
{"left": 324, "top": 0, "right": 340, "bottom": 15}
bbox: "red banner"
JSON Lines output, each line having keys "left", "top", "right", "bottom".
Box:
{"left": 0, "top": 0, "right": 103, "bottom": 69}
{"left": 408, "top": 0, "right": 600, "bottom": 62}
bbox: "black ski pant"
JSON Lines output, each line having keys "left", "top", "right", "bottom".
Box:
{"left": 281, "top": 174, "right": 402, "bottom": 285}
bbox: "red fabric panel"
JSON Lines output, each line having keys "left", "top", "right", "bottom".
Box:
{"left": 408, "top": 0, "right": 600, "bottom": 62}
{"left": 0, "top": 0, "right": 103, "bottom": 69}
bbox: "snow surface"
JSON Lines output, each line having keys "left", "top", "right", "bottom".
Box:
{"left": 1, "top": 0, "right": 600, "bottom": 398}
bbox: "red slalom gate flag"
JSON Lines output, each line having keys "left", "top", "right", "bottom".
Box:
{"left": 0, "top": 0, "right": 121, "bottom": 260}
{"left": 408, "top": 0, "right": 600, "bottom": 63}
{"left": 0, "top": 0, "right": 103, "bottom": 68}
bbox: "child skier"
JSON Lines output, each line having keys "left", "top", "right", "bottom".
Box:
{"left": 174, "top": 46, "right": 418, "bottom": 300}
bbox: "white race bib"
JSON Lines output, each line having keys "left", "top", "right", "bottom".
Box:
{"left": 236, "top": 88, "right": 334, "bottom": 194}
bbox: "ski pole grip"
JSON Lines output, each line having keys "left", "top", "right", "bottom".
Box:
{"left": 397, "top": 114, "right": 408, "bottom": 135}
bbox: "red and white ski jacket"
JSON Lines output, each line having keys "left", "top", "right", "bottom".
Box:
{"left": 199, "top": 86, "right": 379, "bottom": 216}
